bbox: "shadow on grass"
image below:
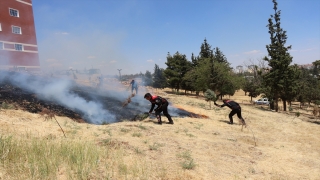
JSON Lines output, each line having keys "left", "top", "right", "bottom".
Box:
{"left": 164, "top": 90, "right": 200, "bottom": 97}
{"left": 254, "top": 106, "right": 272, "bottom": 111}
{"left": 218, "top": 120, "right": 232, "bottom": 124}
{"left": 309, "top": 120, "right": 320, "bottom": 125}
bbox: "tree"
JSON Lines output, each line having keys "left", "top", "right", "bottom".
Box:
{"left": 204, "top": 89, "right": 217, "bottom": 109}
{"left": 279, "top": 64, "right": 301, "bottom": 108}
{"left": 143, "top": 70, "right": 153, "bottom": 86}
{"left": 213, "top": 47, "right": 229, "bottom": 64}
{"left": 312, "top": 60, "right": 320, "bottom": 78}
{"left": 163, "top": 52, "right": 192, "bottom": 92}
{"left": 152, "top": 64, "right": 166, "bottom": 89}
{"left": 263, "top": 0, "right": 293, "bottom": 112}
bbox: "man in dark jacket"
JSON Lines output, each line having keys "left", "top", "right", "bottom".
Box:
{"left": 144, "top": 93, "right": 174, "bottom": 125}
{"left": 215, "top": 99, "right": 246, "bottom": 126}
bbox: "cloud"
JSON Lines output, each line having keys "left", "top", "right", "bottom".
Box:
{"left": 229, "top": 54, "right": 240, "bottom": 57}
{"left": 54, "top": 32, "right": 69, "bottom": 35}
{"left": 243, "top": 50, "right": 261, "bottom": 55}
{"left": 45, "top": 58, "right": 57, "bottom": 63}
{"left": 147, "top": 59, "right": 154, "bottom": 63}
{"left": 110, "top": 60, "right": 117, "bottom": 64}
{"left": 301, "top": 48, "right": 316, "bottom": 52}
{"left": 87, "top": 56, "right": 96, "bottom": 59}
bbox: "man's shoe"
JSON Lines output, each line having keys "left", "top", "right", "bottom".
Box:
{"left": 158, "top": 121, "right": 162, "bottom": 125}
{"left": 227, "top": 122, "right": 233, "bottom": 125}
{"left": 166, "top": 121, "right": 174, "bottom": 124}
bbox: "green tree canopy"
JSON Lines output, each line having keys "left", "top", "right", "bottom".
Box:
{"left": 263, "top": 0, "right": 293, "bottom": 111}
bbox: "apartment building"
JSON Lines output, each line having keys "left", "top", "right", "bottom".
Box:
{"left": 0, "top": 0, "right": 40, "bottom": 71}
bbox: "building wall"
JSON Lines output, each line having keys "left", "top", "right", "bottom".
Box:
{"left": 0, "top": 0, "right": 40, "bottom": 71}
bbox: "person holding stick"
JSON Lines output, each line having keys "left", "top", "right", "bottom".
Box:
{"left": 144, "top": 93, "right": 174, "bottom": 125}
{"left": 215, "top": 99, "right": 246, "bottom": 126}
{"left": 130, "top": 79, "right": 138, "bottom": 95}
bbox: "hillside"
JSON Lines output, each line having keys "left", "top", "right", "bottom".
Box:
{"left": 0, "top": 89, "right": 319, "bottom": 179}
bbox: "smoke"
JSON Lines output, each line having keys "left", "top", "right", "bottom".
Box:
{"left": 0, "top": 70, "right": 116, "bottom": 124}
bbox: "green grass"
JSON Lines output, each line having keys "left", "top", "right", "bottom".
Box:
{"left": 177, "top": 150, "right": 196, "bottom": 170}
{"left": 148, "top": 142, "right": 164, "bottom": 151}
{"left": 0, "top": 134, "right": 165, "bottom": 179}
{"left": 0, "top": 135, "right": 100, "bottom": 179}
{"left": 1, "top": 102, "right": 14, "bottom": 109}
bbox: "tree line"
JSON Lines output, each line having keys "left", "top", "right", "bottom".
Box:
{"left": 124, "top": 0, "right": 320, "bottom": 112}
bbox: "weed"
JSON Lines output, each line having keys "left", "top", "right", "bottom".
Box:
{"left": 181, "top": 159, "right": 196, "bottom": 170}
{"left": 194, "top": 123, "right": 203, "bottom": 130}
{"left": 118, "top": 163, "right": 128, "bottom": 176}
{"left": 149, "top": 142, "right": 163, "bottom": 151}
{"left": 138, "top": 123, "right": 147, "bottom": 130}
{"left": 102, "top": 129, "right": 112, "bottom": 136}
{"left": 132, "top": 132, "right": 142, "bottom": 137}
{"left": 101, "top": 121, "right": 109, "bottom": 125}
{"left": 134, "top": 147, "right": 144, "bottom": 155}
{"left": 227, "top": 138, "right": 237, "bottom": 142}
{"left": 183, "top": 128, "right": 195, "bottom": 137}
{"left": 198, "top": 103, "right": 206, "bottom": 109}
{"left": 177, "top": 150, "right": 196, "bottom": 170}
{"left": 186, "top": 101, "right": 195, "bottom": 106}
{"left": 186, "top": 133, "right": 195, "bottom": 137}
{"left": 248, "top": 167, "right": 256, "bottom": 174}
{"left": 120, "top": 128, "right": 130, "bottom": 133}
{"left": 1, "top": 102, "right": 14, "bottom": 109}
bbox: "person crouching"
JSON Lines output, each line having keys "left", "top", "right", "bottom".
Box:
{"left": 144, "top": 93, "right": 174, "bottom": 125}
{"left": 215, "top": 99, "right": 246, "bottom": 126}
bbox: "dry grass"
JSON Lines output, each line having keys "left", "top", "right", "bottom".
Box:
{"left": 0, "top": 89, "right": 320, "bottom": 179}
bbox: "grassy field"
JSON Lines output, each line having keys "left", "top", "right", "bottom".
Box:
{"left": 0, "top": 88, "right": 319, "bottom": 180}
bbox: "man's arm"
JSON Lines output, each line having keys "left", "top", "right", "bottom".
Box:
{"left": 154, "top": 97, "right": 162, "bottom": 111}
{"left": 149, "top": 103, "right": 155, "bottom": 113}
{"left": 214, "top": 102, "right": 224, "bottom": 108}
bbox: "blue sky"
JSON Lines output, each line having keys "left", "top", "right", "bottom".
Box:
{"left": 32, "top": 0, "right": 320, "bottom": 75}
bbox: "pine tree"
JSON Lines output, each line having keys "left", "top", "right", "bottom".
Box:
{"left": 263, "top": 0, "right": 293, "bottom": 112}
{"left": 144, "top": 70, "right": 153, "bottom": 86}
{"left": 152, "top": 64, "right": 166, "bottom": 89}
{"left": 163, "top": 52, "right": 192, "bottom": 92}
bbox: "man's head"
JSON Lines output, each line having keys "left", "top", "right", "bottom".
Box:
{"left": 144, "top": 93, "right": 152, "bottom": 100}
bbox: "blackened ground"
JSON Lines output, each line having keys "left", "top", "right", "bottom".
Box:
{"left": 0, "top": 77, "right": 207, "bottom": 124}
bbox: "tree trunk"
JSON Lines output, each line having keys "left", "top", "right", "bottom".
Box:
{"left": 283, "top": 100, "right": 287, "bottom": 111}
{"left": 270, "top": 100, "right": 275, "bottom": 110}
{"left": 274, "top": 94, "right": 279, "bottom": 112}
{"left": 196, "top": 91, "right": 199, "bottom": 96}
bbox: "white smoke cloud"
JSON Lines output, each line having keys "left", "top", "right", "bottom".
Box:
{"left": 0, "top": 71, "right": 116, "bottom": 124}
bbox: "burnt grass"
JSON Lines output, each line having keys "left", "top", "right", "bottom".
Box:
{"left": 0, "top": 74, "right": 206, "bottom": 124}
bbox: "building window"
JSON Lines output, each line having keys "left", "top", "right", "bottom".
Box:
{"left": 0, "top": 23, "right": 2, "bottom": 31}
{"left": 14, "top": 44, "right": 23, "bottom": 51}
{"left": 0, "top": 42, "right": 3, "bottom": 50}
{"left": 9, "top": 8, "right": 19, "bottom": 17}
{"left": 12, "top": 26, "right": 21, "bottom": 34}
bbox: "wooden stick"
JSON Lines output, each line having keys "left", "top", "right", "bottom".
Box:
{"left": 53, "top": 116, "right": 67, "bottom": 138}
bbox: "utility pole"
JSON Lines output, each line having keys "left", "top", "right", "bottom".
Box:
{"left": 117, "top": 69, "right": 122, "bottom": 82}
